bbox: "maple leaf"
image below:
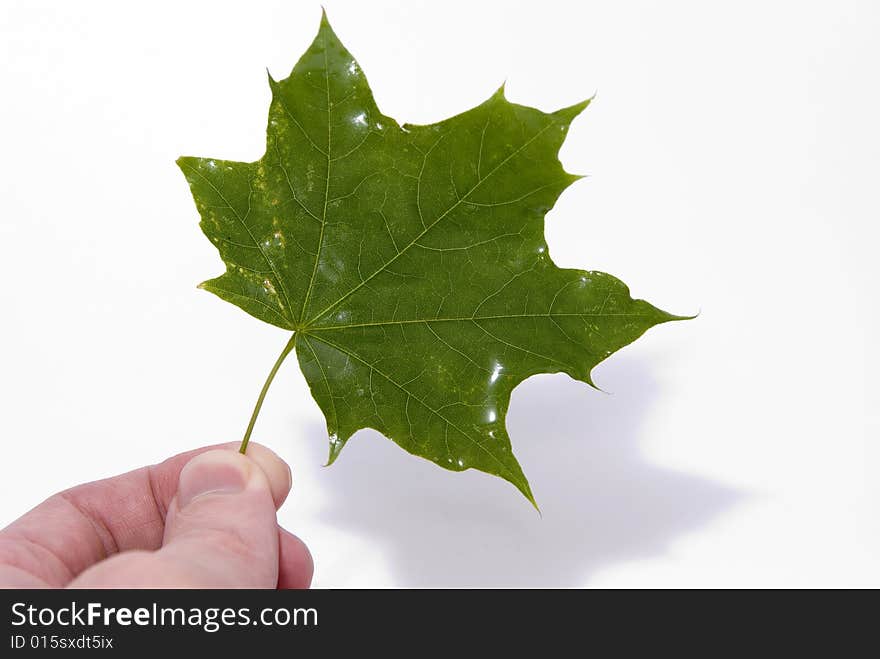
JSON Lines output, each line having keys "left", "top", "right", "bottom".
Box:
{"left": 177, "top": 12, "right": 685, "bottom": 505}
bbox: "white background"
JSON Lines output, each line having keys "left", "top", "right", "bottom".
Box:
{"left": 1, "top": 0, "right": 878, "bottom": 587}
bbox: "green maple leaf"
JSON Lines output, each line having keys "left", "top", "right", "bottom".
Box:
{"left": 177, "top": 12, "right": 686, "bottom": 506}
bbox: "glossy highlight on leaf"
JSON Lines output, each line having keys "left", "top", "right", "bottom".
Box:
{"left": 177, "top": 11, "right": 686, "bottom": 505}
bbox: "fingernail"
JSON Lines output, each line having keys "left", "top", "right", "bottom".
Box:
{"left": 177, "top": 451, "right": 251, "bottom": 508}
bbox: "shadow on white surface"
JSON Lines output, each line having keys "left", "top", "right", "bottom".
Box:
{"left": 302, "top": 359, "right": 740, "bottom": 587}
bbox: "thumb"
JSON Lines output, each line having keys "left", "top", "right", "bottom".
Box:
{"left": 159, "top": 448, "right": 290, "bottom": 587}
{"left": 70, "top": 447, "right": 292, "bottom": 588}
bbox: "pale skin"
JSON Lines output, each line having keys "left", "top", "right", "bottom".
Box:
{"left": 0, "top": 443, "right": 313, "bottom": 588}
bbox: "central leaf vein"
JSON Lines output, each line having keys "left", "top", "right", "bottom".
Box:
{"left": 298, "top": 30, "right": 334, "bottom": 325}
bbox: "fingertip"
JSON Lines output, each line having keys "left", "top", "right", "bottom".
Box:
{"left": 277, "top": 528, "right": 313, "bottom": 589}
{"left": 238, "top": 443, "right": 292, "bottom": 508}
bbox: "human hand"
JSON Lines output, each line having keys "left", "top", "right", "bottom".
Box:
{"left": 0, "top": 443, "right": 313, "bottom": 588}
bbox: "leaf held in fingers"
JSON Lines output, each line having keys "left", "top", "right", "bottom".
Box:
{"left": 178, "top": 12, "right": 686, "bottom": 505}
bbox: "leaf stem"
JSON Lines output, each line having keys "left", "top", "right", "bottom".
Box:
{"left": 239, "top": 332, "right": 298, "bottom": 454}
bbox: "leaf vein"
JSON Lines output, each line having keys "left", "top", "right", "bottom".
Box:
{"left": 305, "top": 119, "right": 560, "bottom": 326}
{"left": 305, "top": 333, "right": 522, "bottom": 484}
